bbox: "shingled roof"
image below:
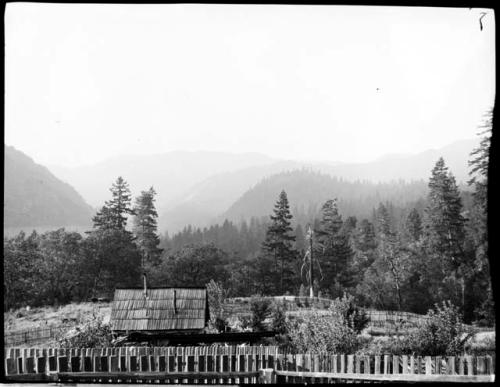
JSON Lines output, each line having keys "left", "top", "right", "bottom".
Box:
{"left": 111, "top": 287, "right": 209, "bottom": 332}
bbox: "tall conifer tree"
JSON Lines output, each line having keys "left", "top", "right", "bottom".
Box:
{"left": 93, "top": 176, "right": 135, "bottom": 231}
{"left": 315, "top": 199, "right": 355, "bottom": 298}
{"left": 423, "top": 158, "right": 468, "bottom": 314}
{"left": 262, "top": 190, "right": 297, "bottom": 294}
{"left": 133, "top": 187, "right": 162, "bottom": 267}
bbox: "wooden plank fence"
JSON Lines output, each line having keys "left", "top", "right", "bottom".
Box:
{"left": 4, "top": 324, "right": 74, "bottom": 346}
{"left": 271, "top": 352, "right": 495, "bottom": 383}
{"left": 226, "top": 298, "right": 493, "bottom": 332}
{"left": 4, "top": 346, "right": 495, "bottom": 383}
{"left": 4, "top": 346, "right": 277, "bottom": 383}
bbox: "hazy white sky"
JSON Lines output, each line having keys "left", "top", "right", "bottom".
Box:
{"left": 5, "top": 4, "right": 495, "bottom": 167}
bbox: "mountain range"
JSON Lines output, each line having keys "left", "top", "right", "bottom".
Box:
{"left": 5, "top": 137, "right": 479, "bottom": 235}
{"left": 158, "top": 138, "right": 479, "bottom": 233}
{"left": 4, "top": 145, "right": 94, "bottom": 236}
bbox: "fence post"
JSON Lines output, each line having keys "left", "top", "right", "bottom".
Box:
{"left": 374, "top": 355, "right": 380, "bottom": 375}
{"left": 425, "top": 356, "right": 432, "bottom": 375}
{"left": 347, "top": 355, "right": 354, "bottom": 374}
{"left": 258, "top": 368, "right": 276, "bottom": 384}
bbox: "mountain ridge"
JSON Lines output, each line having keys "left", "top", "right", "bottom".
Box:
{"left": 4, "top": 145, "right": 94, "bottom": 233}
{"left": 158, "top": 138, "right": 479, "bottom": 233}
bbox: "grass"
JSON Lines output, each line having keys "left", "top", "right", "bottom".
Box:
{"left": 4, "top": 299, "right": 495, "bottom": 352}
{"left": 4, "top": 302, "right": 111, "bottom": 332}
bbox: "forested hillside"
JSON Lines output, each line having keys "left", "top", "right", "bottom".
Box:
{"left": 222, "top": 169, "right": 431, "bottom": 227}
{"left": 158, "top": 139, "right": 478, "bottom": 233}
{"left": 3, "top": 119, "right": 492, "bottom": 326}
{"left": 4, "top": 146, "right": 93, "bottom": 231}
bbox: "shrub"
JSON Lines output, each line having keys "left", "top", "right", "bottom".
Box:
{"left": 329, "top": 293, "right": 369, "bottom": 334}
{"left": 227, "top": 316, "right": 252, "bottom": 332}
{"left": 394, "top": 301, "right": 473, "bottom": 356}
{"left": 287, "top": 311, "right": 361, "bottom": 354}
{"left": 250, "top": 296, "right": 272, "bottom": 332}
{"left": 286, "top": 294, "right": 365, "bottom": 354}
{"left": 270, "top": 301, "right": 291, "bottom": 347}
{"left": 58, "top": 312, "right": 113, "bottom": 348}
{"left": 206, "top": 280, "right": 228, "bottom": 332}
{"left": 464, "top": 333, "right": 495, "bottom": 356}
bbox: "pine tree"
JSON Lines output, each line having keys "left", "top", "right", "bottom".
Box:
{"left": 93, "top": 177, "right": 135, "bottom": 231}
{"left": 355, "top": 219, "right": 377, "bottom": 252}
{"left": 133, "top": 187, "right": 162, "bottom": 268}
{"left": 315, "top": 199, "right": 355, "bottom": 298}
{"left": 423, "top": 158, "right": 468, "bottom": 315}
{"left": 406, "top": 208, "right": 423, "bottom": 242}
{"left": 352, "top": 219, "right": 378, "bottom": 285}
{"left": 467, "top": 109, "right": 493, "bottom": 324}
{"left": 424, "top": 158, "right": 466, "bottom": 268}
{"left": 261, "top": 190, "right": 297, "bottom": 295}
{"left": 376, "top": 203, "right": 408, "bottom": 310}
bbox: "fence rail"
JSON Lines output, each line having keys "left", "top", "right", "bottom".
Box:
{"left": 226, "top": 298, "right": 494, "bottom": 332}
{"left": 4, "top": 324, "right": 73, "bottom": 346}
{"left": 4, "top": 346, "right": 495, "bottom": 383}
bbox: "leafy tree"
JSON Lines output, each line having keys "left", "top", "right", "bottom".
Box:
{"left": 4, "top": 231, "right": 44, "bottom": 309}
{"left": 251, "top": 253, "right": 277, "bottom": 295}
{"left": 261, "top": 190, "right": 297, "bottom": 294}
{"left": 154, "top": 244, "right": 229, "bottom": 288}
{"left": 376, "top": 203, "right": 410, "bottom": 310}
{"left": 397, "top": 301, "right": 473, "bottom": 356}
{"left": 38, "top": 229, "right": 83, "bottom": 305}
{"left": 133, "top": 187, "right": 162, "bottom": 268}
{"left": 80, "top": 229, "right": 142, "bottom": 298}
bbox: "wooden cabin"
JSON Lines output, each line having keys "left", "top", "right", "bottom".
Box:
{"left": 110, "top": 287, "right": 209, "bottom": 344}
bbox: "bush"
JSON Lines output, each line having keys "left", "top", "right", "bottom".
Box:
{"left": 227, "top": 316, "right": 252, "bottom": 332}
{"left": 58, "top": 312, "right": 113, "bottom": 348}
{"left": 394, "top": 301, "right": 473, "bottom": 356}
{"left": 250, "top": 296, "right": 272, "bottom": 332}
{"left": 287, "top": 312, "right": 361, "bottom": 354}
{"left": 286, "top": 294, "right": 365, "bottom": 354}
{"left": 329, "top": 293, "right": 369, "bottom": 334}
{"left": 270, "top": 301, "right": 291, "bottom": 347}
{"left": 464, "top": 333, "right": 495, "bottom": 356}
{"left": 206, "top": 280, "right": 228, "bottom": 332}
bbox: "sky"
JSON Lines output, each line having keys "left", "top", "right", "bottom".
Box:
{"left": 4, "top": 4, "right": 495, "bottom": 167}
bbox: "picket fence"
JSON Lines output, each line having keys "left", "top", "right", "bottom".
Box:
{"left": 4, "top": 346, "right": 495, "bottom": 383}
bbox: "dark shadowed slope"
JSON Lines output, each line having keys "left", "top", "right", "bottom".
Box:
{"left": 221, "top": 169, "right": 430, "bottom": 226}
{"left": 158, "top": 160, "right": 303, "bottom": 232}
{"left": 4, "top": 145, "right": 94, "bottom": 232}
